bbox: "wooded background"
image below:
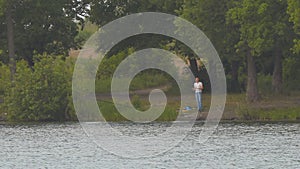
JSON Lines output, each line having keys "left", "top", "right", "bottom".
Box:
{"left": 0, "top": 0, "right": 299, "bottom": 121}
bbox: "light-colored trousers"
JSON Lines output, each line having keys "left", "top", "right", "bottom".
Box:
{"left": 195, "top": 92, "right": 202, "bottom": 111}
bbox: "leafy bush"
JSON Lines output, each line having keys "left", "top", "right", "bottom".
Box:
{"left": 0, "top": 62, "right": 10, "bottom": 96}
{"left": 1, "top": 55, "right": 76, "bottom": 122}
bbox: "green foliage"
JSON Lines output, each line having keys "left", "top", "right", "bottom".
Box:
{"left": 257, "top": 74, "right": 272, "bottom": 94}
{"left": 0, "top": 0, "right": 5, "bottom": 16}
{"left": 96, "top": 47, "right": 175, "bottom": 93}
{"left": 75, "top": 22, "right": 99, "bottom": 47}
{"left": 227, "top": 0, "right": 293, "bottom": 55}
{"left": 0, "top": 0, "right": 90, "bottom": 65}
{"left": 1, "top": 0, "right": 300, "bottom": 122}
{"left": 283, "top": 57, "right": 300, "bottom": 91}
{"left": 97, "top": 48, "right": 134, "bottom": 79}
{"left": 0, "top": 62, "right": 10, "bottom": 95}
{"left": 95, "top": 48, "right": 133, "bottom": 93}
{"left": 179, "top": 0, "right": 242, "bottom": 94}
{"left": 1, "top": 55, "right": 76, "bottom": 122}
{"left": 287, "top": 0, "right": 300, "bottom": 34}
{"left": 293, "top": 39, "right": 300, "bottom": 53}
{"left": 226, "top": 0, "right": 295, "bottom": 98}
{"left": 180, "top": 0, "right": 230, "bottom": 54}
{"left": 287, "top": 0, "right": 300, "bottom": 53}
{"left": 89, "top": 0, "right": 183, "bottom": 26}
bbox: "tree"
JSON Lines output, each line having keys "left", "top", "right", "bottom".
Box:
{"left": 227, "top": 0, "right": 294, "bottom": 100}
{"left": 14, "top": 0, "right": 78, "bottom": 66}
{"left": 227, "top": 0, "right": 263, "bottom": 102}
{"left": 0, "top": 0, "right": 89, "bottom": 66}
{"left": 267, "top": 1, "right": 294, "bottom": 94}
{"left": 2, "top": 0, "right": 16, "bottom": 81}
{"left": 246, "top": 0, "right": 295, "bottom": 94}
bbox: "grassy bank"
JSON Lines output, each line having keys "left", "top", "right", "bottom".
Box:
{"left": 98, "top": 98, "right": 178, "bottom": 122}
{"left": 1, "top": 92, "right": 300, "bottom": 122}
{"left": 225, "top": 93, "right": 300, "bottom": 121}
{"left": 236, "top": 107, "right": 300, "bottom": 121}
{"left": 95, "top": 92, "right": 300, "bottom": 122}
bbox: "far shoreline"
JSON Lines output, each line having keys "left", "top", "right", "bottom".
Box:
{"left": 1, "top": 117, "right": 300, "bottom": 125}
{"left": 1, "top": 93, "right": 300, "bottom": 123}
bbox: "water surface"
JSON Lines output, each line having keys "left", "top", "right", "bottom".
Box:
{"left": 0, "top": 122, "right": 299, "bottom": 168}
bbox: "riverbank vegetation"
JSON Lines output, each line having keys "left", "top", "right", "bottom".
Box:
{"left": 0, "top": 0, "right": 300, "bottom": 122}
{"left": 0, "top": 56, "right": 76, "bottom": 122}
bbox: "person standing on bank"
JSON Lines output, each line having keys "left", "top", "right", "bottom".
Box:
{"left": 193, "top": 77, "right": 203, "bottom": 112}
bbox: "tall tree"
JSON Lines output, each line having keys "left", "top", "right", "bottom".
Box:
{"left": 268, "top": 1, "right": 294, "bottom": 94}
{"left": 227, "top": 0, "right": 262, "bottom": 102}
{"left": 227, "top": 0, "right": 294, "bottom": 100}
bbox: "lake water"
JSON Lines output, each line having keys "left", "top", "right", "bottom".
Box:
{"left": 0, "top": 122, "right": 299, "bottom": 169}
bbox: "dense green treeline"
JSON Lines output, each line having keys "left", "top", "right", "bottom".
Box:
{"left": 0, "top": 0, "right": 300, "bottom": 121}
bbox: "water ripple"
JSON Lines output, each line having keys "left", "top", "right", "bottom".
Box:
{"left": 0, "top": 123, "right": 299, "bottom": 169}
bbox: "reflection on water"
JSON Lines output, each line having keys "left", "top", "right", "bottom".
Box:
{"left": 0, "top": 122, "right": 299, "bottom": 168}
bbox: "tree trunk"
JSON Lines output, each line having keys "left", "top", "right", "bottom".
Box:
{"left": 246, "top": 49, "right": 259, "bottom": 102}
{"left": 272, "top": 48, "right": 283, "bottom": 94}
{"left": 189, "top": 58, "right": 200, "bottom": 78}
{"left": 231, "top": 60, "right": 241, "bottom": 93}
{"left": 5, "top": 2, "right": 16, "bottom": 81}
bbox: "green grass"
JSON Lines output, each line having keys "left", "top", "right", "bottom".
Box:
{"left": 98, "top": 101, "right": 127, "bottom": 122}
{"left": 236, "top": 106, "right": 300, "bottom": 121}
{"left": 0, "top": 95, "right": 4, "bottom": 115}
{"left": 232, "top": 92, "right": 300, "bottom": 121}
{"left": 95, "top": 78, "right": 112, "bottom": 93}
{"left": 98, "top": 100, "right": 179, "bottom": 122}
{"left": 96, "top": 88, "right": 300, "bottom": 122}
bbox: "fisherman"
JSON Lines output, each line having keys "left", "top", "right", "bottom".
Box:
{"left": 193, "top": 77, "right": 203, "bottom": 112}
